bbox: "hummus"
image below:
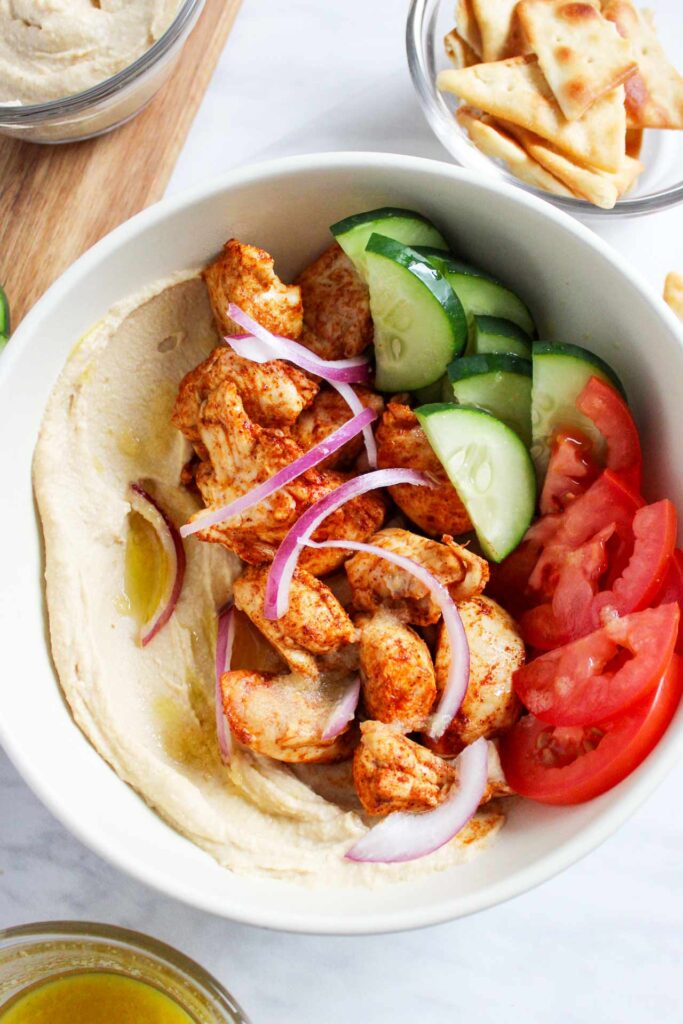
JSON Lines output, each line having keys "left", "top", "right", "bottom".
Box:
{"left": 0, "top": 0, "right": 180, "bottom": 105}
{"left": 33, "top": 273, "right": 504, "bottom": 887}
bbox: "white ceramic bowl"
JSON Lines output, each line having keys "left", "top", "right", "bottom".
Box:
{"left": 1, "top": 153, "right": 682, "bottom": 935}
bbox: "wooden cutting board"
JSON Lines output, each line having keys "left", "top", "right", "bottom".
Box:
{"left": 0, "top": 0, "right": 242, "bottom": 327}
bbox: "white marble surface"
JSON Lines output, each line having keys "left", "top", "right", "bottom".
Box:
{"left": 2, "top": 0, "right": 683, "bottom": 1020}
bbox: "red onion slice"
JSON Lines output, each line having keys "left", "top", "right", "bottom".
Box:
{"left": 321, "top": 676, "right": 361, "bottom": 741}
{"left": 215, "top": 603, "right": 236, "bottom": 764}
{"left": 345, "top": 737, "right": 488, "bottom": 863}
{"left": 225, "top": 305, "right": 377, "bottom": 467}
{"left": 264, "top": 468, "right": 434, "bottom": 621}
{"left": 128, "top": 483, "right": 186, "bottom": 647}
{"left": 305, "top": 539, "right": 469, "bottom": 741}
{"left": 227, "top": 304, "right": 371, "bottom": 382}
{"left": 180, "top": 407, "right": 377, "bottom": 539}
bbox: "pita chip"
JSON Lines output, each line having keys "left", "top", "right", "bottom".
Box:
{"left": 602, "top": 1, "right": 683, "bottom": 128}
{"left": 456, "top": 107, "right": 575, "bottom": 195}
{"left": 471, "top": 0, "right": 530, "bottom": 61}
{"left": 438, "top": 56, "right": 626, "bottom": 171}
{"left": 625, "top": 127, "right": 643, "bottom": 158}
{"left": 503, "top": 121, "right": 643, "bottom": 207}
{"left": 664, "top": 272, "right": 683, "bottom": 321}
{"left": 445, "top": 28, "right": 480, "bottom": 69}
{"left": 517, "top": 0, "right": 637, "bottom": 121}
{"left": 456, "top": 0, "right": 483, "bottom": 56}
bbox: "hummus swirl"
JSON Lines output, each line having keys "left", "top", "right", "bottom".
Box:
{"left": 0, "top": 0, "right": 180, "bottom": 104}
{"left": 33, "top": 274, "right": 503, "bottom": 886}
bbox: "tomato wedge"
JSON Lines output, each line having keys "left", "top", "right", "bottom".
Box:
{"left": 528, "top": 470, "right": 641, "bottom": 600}
{"left": 654, "top": 548, "right": 683, "bottom": 654}
{"left": 539, "top": 431, "right": 600, "bottom": 516}
{"left": 500, "top": 654, "right": 683, "bottom": 805}
{"left": 577, "top": 375, "right": 642, "bottom": 493}
{"left": 515, "top": 604, "right": 679, "bottom": 726}
{"left": 522, "top": 499, "right": 677, "bottom": 648}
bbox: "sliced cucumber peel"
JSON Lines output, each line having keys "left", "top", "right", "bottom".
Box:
{"left": 416, "top": 403, "right": 536, "bottom": 562}
{"left": 331, "top": 208, "right": 448, "bottom": 280}
{"left": 0, "top": 286, "right": 9, "bottom": 353}
{"left": 364, "top": 234, "right": 467, "bottom": 392}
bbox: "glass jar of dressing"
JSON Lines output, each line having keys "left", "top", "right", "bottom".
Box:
{"left": 0, "top": 923, "right": 248, "bottom": 1024}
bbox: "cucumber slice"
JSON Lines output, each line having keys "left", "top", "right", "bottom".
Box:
{"left": 415, "top": 249, "right": 536, "bottom": 338}
{"left": 470, "top": 315, "right": 531, "bottom": 358}
{"left": 331, "top": 208, "right": 448, "bottom": 280}
{"left": 531, "top": 340, "right": 626, "bottom": 475}
{"left": 416, "top": 403, "right": 536, "bottom": 562}
{"left": 364, "top": 234, "right": 467, "bottom": 392}
{"left": 0, "top": 286, "right": 9, "bottom": 353}
{"left": 447, "top": 353, "right": 532, "bottom": 444}
{"left": 413, "top": 377, "right": 448, "bottom": 404}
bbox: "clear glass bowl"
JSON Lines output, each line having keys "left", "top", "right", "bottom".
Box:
{"left": 0, "top": 0, "right": 205, "bottom": 144}
{"left": 407, "top": 0, "right": 683, "bottom": 217}
{"left": 0, "top": 922, "right": 249, "bottom": 1022}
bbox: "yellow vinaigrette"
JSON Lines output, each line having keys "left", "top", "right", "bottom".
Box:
{"left": 124, "top": 509, "right": 170, "bottom": 626}
{"left": 0, "top": 972, "right": 196, "bottom": 1024}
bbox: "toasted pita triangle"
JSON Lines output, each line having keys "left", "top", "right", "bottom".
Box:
{"left": 518, "top": 0, "right": 637, "bottom": 121}
{"left": 602, "top": 1, "right": 683, "bottom": 128}
{"left": 502, "top": 121, "right": 643, "bottom": 208}
{"left": 471, "top": 0, "right": 530, "bottom": 61}
{"left": 456, "top": 0, "right": 483, "bottom": 57}
{"left": 445, "top": 28, "right": 480, "bottom": 69}
{"left": 664, "top": 272, "right": 683, "bottom": 321}
{"left": 438, "top": 56, "right": 626, "bottom": 171}
{"left": 456, "top": 107, "right": 575, "bottom": 196}
{"left": 625, "top": 127, "right": 643, "bottom": 158}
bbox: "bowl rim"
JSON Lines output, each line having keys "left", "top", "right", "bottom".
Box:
{"left": 406, "top": 0, "right": 683, "bottom": 218}
{"left": 2, "top": 151, "right": 683, "bottom": 934}
{"left": 0, "top": 0, "right": 205, "bottom": 122}
{"left": 0, "top": 920, "right": 249, "bottom": 1022}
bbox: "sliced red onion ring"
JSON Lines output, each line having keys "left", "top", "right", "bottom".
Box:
{"left": 264, "top": 468, "right": 434, "bottom": 622}
{"left": 345, "top": 737, "right": 488, "bottom": 863}
{"left": 321, "top": 676, "right": 361, "bottom": 741}
{"left": 227, "top": 304, "right": 371, "bottom": 382}
{"left": 215, "top": 604, "right": 236, "bottom": 764}
{"left": 128, "top": 483, "right": 186, "bottom": 647}
{"left": 180, "top": 407, "right": 377, "bottom": 539}
{"left": 305, "top": 539, "right": 469, "bottom": 741}
{"left": 225, "top": 305, "right": 377, "bottom": 467}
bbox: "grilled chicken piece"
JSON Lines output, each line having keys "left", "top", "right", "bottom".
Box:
{"left": 297, "top": 242, "right": 373, "bottom": 359}
{"left": 222, "top": 669, "right": 357, "bottom": 764}
{"left": 353, "top": 721, "right": 455, "bottom": 816}
{"left": 376, "top": 402, "right": 472, "bottom": 536}
{"left": 291, "top": 385, "right": 384, "bottom": 470}
{"left": 358, "top": 608, "right": 436, "bottom": 729}
{"left": 233, "top": 565, "right": 357, "bottom": 678}
{"left": 346, "top": 528, "right": 489, "bottom": 626}
{"left": 203, "top": 239, "right": 303, "bottom": 340}
{"left": 431, "top": 596, "right": 524, "bottom": 755}
{"left": 173, "top": 347, "right": 317, "bottom": 436}
{"left": 173, "top": 363, "right": 385, "bottom": 570}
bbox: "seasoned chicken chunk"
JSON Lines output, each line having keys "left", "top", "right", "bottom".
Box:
{"left": 233, "top": 565, "right": 357, "bottom": 678}
{"left": 297, "top": 242, "right": 373, "bottom": 359}
{"left": 174, "top": 362, "right": 385, "bottom": 569}
{"left": 359, "top": 608, "right": 436, "bottom": 729}
{"left": 204, "top": 239, "right": 303, "bottom": 339}
{"left": 376, "top": 403, "right": 472, "bottom": 536}
{"left": 173, "top": 347, "right": 317, "bottom": 436}
{"left": 291, "top": 385, "right": 384, "bottom": 470}
{"left": 431, "top": 596, "right": 524, "bottom": 755}
{"left": 222, "top": 669, "right": 357, "bottom": 764}
{"left": 346, "top": 528, "right": 489, "bottom": 625}
{"left": 353, "top": 721, "right": 455, "bottom": 816}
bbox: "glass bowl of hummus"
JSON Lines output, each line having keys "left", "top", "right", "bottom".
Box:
{"left": 0, "top": 0, "right": 205, "bottom": 144}
{"left": 0, "top": 921, "right": 249, "bottom": 1023}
